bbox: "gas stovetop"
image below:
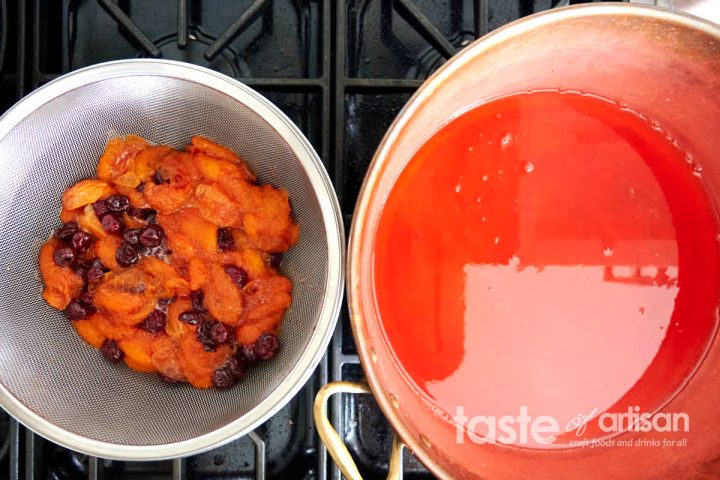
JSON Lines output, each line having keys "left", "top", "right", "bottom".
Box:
{"left": 0, "top": 1, "right": 623, "bottom": 478}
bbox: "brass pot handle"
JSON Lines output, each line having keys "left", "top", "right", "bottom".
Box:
{"left": 313, "top": 381, "right": 405, "bottom": 480}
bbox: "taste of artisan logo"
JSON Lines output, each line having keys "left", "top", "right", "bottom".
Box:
{"left": 453, "top": 406, "right": 690, "bottom": 446}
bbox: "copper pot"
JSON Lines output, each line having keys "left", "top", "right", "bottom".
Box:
{"left": 316, "top": 3, "right": 720, "bottom": 479}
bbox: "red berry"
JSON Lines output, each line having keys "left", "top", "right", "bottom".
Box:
{"left": 71, "top": 231, "right": 93, "bottom": 253}
{"left": 139, "top": 225, "right": 164, "bottom": 247}
{"left": 55, "top": 222, "right": 79, "bottom": 242}
{"left": 101, "top": 213, "right": 124, "bottom": 234}
{"left": 254, "top": 333, "right": 280, "bottom": 360}
{"left": 224, "top": 265, "right": 248, "bottom": 288}
{"left": 105, "top": 194, "right": 130, "bottom": 213}
{"left": 212, "top": 368, "right": 235, "bottom": 389}
{"left": 100, "top": 340, "right": 124, "bottom": 363}
{"left": 217, "top": 227, "right": 235, "bottom": 251}
{"left": 54, "top": 247, "right": 75, "bottom": 267}
{"left": 116, "top": 244, "right": 139, "bottom": 267}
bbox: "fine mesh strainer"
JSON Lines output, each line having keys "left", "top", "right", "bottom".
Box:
{"left": 0, "top": 59, "right": 344, "bottom": 460}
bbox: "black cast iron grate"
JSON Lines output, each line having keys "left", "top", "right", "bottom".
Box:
{"left": 0, "top": 0, "right": 624, "bottom": 478}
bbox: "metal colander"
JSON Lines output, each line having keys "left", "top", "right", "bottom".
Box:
{"left": 0, "top": 60, "right": 344, "bottom": 460}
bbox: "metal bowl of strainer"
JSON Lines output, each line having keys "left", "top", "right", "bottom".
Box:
{"left": 0, "top": 59, "right": 344, "bottom": 460}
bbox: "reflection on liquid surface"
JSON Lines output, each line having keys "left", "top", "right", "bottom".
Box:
{"left": 372, "top": 91, "right": 720, "bottom": 448}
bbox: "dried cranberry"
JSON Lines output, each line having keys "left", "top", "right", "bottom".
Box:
{"left": 152, "top": 170, "right": 168, "bottom": 185}
{"left": 190, "top": 290, "right": 204, "bottom": 311}
{"left": 159, "top": 374, "right": 179, "bottom": 384}
{"left": 139, "top": 225, "right": 164, "bottom": 247}
{"left": 115, "top": 244, "right": 139, "bottom": 267}
{"left": 211, "top": 323, "right": 230, "bottom": 345}
{"left": 78, "top": 290, "right": 93, "bottom": 307}
{"left": 142, "top": 243, "right": 171, "bottom": 259}
{"left": 136, "top": 183, "right": 146, "bottom": 193}
{"left": 127, "top": 207, "right": 157, "bottom": 223}
{"left": 105, "top": 194, "right": 130, "bottom": 213}
{"left": 83, "top": 302, "right": 96, "bottom": 316}
{"left": 224, "top": 265, "right": 248, "bottom": 288}
{"left": 85, "top": 259, "right": 107, "bottom": 284}
{"left": 239, "top": 344, "right": 258, "bottom": 363}
{"left": 212, "top": 368, "right": 235, "bottom": 389}
{"left": 197, "top": 320, "right": 216, "bottom": 351}
{"left": 143, "top": 310, "right": 167, "bottom": 335}
{"left": 268, "top": 253, "right": 283, "bottom": 269}
{"left": 55, "top": 222, "right": 78, "bottom": 242}
{"left": 100, "top": 340, "right": 124, "bottom": 363}
{"left": 54, "top": 247, "right": 75, "bottom": 267}
{"left": 64, "top": 300, "right": 89, "bottom": 319}
{"left": 254, "top": 333, "right": 280, "bottom": 361}
{"left": 123, "top": 228, "right": 142, "bottom": 245}
{"left": 179, "top": 310, "right": 201, "bottom": 325}
{"left": 70, "top": 231, "right": 93, "bottom": 253}
{"left": 101, "top": 213, "right": 124, "bottom": 234}
{"left": 217, "top": 227, "right": 235, "bottom": 252}
{"left": 73, "top": 259, "right": 90, "bottom": 278}
{"left": 226, "top": 355, "right": 246, "bottom": 380}
{"left": 156, "top": 297, "right": 173, "bottom": 311}
{"left": 92, "top": 200, "right": 109, "bottom": 218}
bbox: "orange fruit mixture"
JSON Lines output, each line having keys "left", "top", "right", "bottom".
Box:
{"left": 39, "top": 135, "right": 299, "bottom": 389}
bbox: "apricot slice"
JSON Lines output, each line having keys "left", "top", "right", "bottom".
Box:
{"left": 77, "top": 204, "right": 107, "bottom": 238}
{"left": 134, "top": 145, "right": 172, "bottom": 180}
{"left": 152, "top": 335, "right": 185, "bottom": 381}
{"left": 92, "top": 313, "right": 136, "bottom": 341}
{"left": 61, "top": 179, "right": 114, "bottom": 211}
{"left": 94, "top": 234, "right": 122, "bottom": 270}
{"left": 93, "top": 268, "right": 155, "bottom": 322}
{"left": 72, "top": 318, "right": 106, "bottom": 348}
{"left": 202, "top": 263, "right": 244, "bottom": 326}
{"left": 220, "top": 182, "right": 299, "bottom": 252}
{"left": 166, "top": 298, "right": 195, "bottom": 341}
{"left": 137, "top": 256, "right": 189, "bottom": 297}
{"left": 195, "top": 183, "right": 241, "bottom": 227}
{"left": 242, "top": 275, "right": 292, "bottom": 325}
{"left": 97, "top": 135, "right": 149, "bottom": 181}
{"left": 120, "top": 331, "right": 158, "bottom": 372}
{"left": 178, "top": 335, "right": 231, "bottom": 389}
{"left": 188, "top": 257, "right": 209, "bottom": 290}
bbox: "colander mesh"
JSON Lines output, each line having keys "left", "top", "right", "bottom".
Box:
{"left": 0, "top": 75, "right": 330, "bottom": 446}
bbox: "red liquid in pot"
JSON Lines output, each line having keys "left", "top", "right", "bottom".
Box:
{"left": 372, "top": 91, "right": 720, "bottom": 448}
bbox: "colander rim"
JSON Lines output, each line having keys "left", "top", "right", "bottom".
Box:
{"left": 0, "top": 59, "right": 345, "bottom": 460}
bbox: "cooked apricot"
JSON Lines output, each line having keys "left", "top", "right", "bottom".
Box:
{"left": 190, "top": 135, "right": 239, "bottom": 162}
{"left": 188, "top": 257, "right": 209, "bottom": 290}
{"left": 166, "top": 298, "right": 195, "bottom": 341}
{"left": 77, "top": 205, "right": 107, "bottom": 238}
{"left": 203, "top": 264, "right": 244, "bottom": 326}
{"left": 92, "top": 313, "right": 137, "bottom": 341}
{"left": 220, "top": 182, "right": 299, "bottom": 252}
{"left": 159, "top": 209, "right": 217, "bottom": 258}
{"left": 93, "top": 234, "right": 122, "bottom": 270}
{"left": 120, "top": 331, "right": 158, "bottom": 372}
{"left": 195, "top": 183, "right": 241, "bottom": 227}
{"left": 93, "top": 268, "right": 155, "bottom": 322}
{"left": 72, "top": 318, "right": 106, "bottom": 348}
{"left": 61, "top": 179, "right": 115, "bottom": 211}
{"left": 152, "top": 335, "right": 185, "bottom": 381}
{"left": 97, "top": 134, "right": 149, "bottom": 181}
{"left": 242, "top": 275, "right": 292, "bottom": 325}
{"left": 137, "top": 256, "right": 189, "bottom": 297}
{"left": 178, "top": 335, "right": 231, "bottom": 389}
